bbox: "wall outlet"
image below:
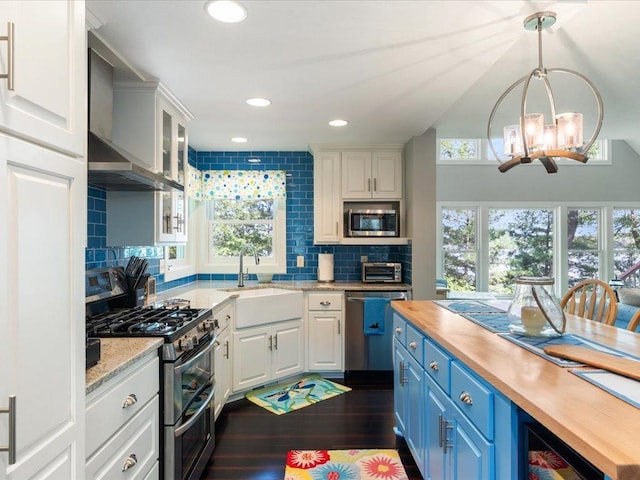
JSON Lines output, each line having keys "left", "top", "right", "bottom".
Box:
{"left": 297, "top": 255, "right": 305, "bottom": 267}
{"left": 361, "top": 255, "right": 368, "bottom": 263}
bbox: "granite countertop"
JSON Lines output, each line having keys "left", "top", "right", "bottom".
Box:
{"left": 86, "top": 337, "right": 163, "bottom": 395}
{"left": 153, "top": 280, "right": 413, "bottom": 308}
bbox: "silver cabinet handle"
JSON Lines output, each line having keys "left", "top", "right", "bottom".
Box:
{"left": 395, "top": 327, "right": 402, "bottom": 334}
{"left": 409, "top": 341, "right": 417, "bottom": 350}
{"left": 459, "top": 391, "right": 473, "bottom": 405}
{"left": 268, "top": 334, "right": 273, "bottom": 350}
{"left": 440, "top": 417, "right": 453, "bottom": 453}
{"left": 0, "top": 22, "right": 14, "bottom": 91}
{"left": 224, "top": 340, "right": 230, "bottom": 359}
{"left": 122, "top": 453, "right": 138, "bottom": 472}
{"left": 367, "top": 178, "right": 371, "bottom": 192}
{"left": 337, "top": 320, "right": 341, "bottom": 335}
{"left": 398, "top": 361, "right": 408, "bottom": 386}
{"left": 273, "top": 333, "right": 278, "bottom": 350}
{"left": 429, "top": 361, "right": 439, "bottom": 371}
{"left": 319, "top": 301, "right": 331, "bottom": 306}
{"left": 373, "top": 178, "right": 377, "bottom": 192}
{"left": 122, "top": 393, "right": 138, "bottom": 409}
{"left": 0, "top": 395, "right": 16, "bottom": 465}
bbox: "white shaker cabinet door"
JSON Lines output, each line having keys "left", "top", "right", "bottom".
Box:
{"left": 0, "top": 135, "right": 86, "bottom": 479}
{"left": 0, "top": 1, "right": 85, "bottom": 156}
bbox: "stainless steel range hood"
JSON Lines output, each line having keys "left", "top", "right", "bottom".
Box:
{"left": 87, "top": 49, "right": 183, "bottom": 192}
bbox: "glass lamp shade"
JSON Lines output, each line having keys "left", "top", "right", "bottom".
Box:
{"left": 503, "top": 124, "right": 523, "bottom": 156}
{"left": 523, "top": 113, "right": 544, "bottom": 150}
{"left": 542, "top": 124, "right": 558, "bottom": 150}
{"left": 556, "top": 112, "right": 583, "bottom": 149}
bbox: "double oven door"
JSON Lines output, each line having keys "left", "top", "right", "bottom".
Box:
{"left": 163, "top": 333, "right": 216, "bottom": 480}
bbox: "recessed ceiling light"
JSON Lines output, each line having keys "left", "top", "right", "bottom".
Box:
{"left": 231, "top": 137, "right": 248, "bottom": 143}
{"left": 246, "top": 97, "right": 271, "bottom": 107}
{"left": 204, "top": 0, "right": 247, "bottom": 23}
{"left": 247, "top": 158, "right": 261, "bottom": 163}
{"left": 329, "top": 119, "right": 348, "bottom": 127}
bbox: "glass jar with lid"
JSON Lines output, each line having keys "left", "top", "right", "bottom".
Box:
{"left": 507, "top": 276, "right": 566, "bottom": 337}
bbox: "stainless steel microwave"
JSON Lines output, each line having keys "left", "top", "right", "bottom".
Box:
{"left": 362, "top": 262, "right": 402, "bottom": 283}
{"left": 347, "top": 209, "right": 398, "bottom": 237}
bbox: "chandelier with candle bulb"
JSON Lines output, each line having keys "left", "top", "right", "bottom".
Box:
{"left": 487, "top": 11, "right": 603, "bottom": 174}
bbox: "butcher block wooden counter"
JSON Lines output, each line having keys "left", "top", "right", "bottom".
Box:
{"left": 391, "top": 300, "right": 640, "bottom": 480}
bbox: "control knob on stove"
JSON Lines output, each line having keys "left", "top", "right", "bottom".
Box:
{"left": 178, "top": 335, "right": 194, "bottom": 352}
{"left": 200, "top": 319, "right": 217, "bottom": 332}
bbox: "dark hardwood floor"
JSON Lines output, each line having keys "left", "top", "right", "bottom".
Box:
{"left": 202, "top": 374, "right": 422, "bottom": 479}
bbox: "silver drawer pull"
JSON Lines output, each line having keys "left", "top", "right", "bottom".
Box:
{"left": 429, "top": 361, "right": 439, "bottom": 371}
{"left": 409, "top": 341, "right": 417, "bottom": 350}
{"left": 319, "top": 300, "right": 331, "bottom": 306}
{"left": 122, "top": 453, "right": 138, "bottom": 472}
{"left": 395, "top": 327, "right": 402, "bottom": 334}
{"left": 122, "top": 393, "right": 138, "bottom": 409}
{"left": 0, "top": 395, "right": 16, "bottom": 465}
{"left": 459, "top": 391, "right": 473, "bottom": 405}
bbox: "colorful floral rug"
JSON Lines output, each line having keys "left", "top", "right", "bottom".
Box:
{"left": 284, "top": 449, "right": 409, "bottom": 480}
{"left": 245, "top": 374, "right": 351, "bottom": 415}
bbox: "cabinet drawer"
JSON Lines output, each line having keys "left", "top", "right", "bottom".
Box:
{"left": 451, "top": 362, "right": 494, "bottom": 440}
{"left": 405, "top": 324, "right": 424, "bottom": 366}
{"left": 214, "top": 303, "right": 233, "bottom": 332}
{"left": 86, "top": 397, "right": 159, "bottom": 480}
{"left": 424, "top": 338, "right": 451, "bottom": 394}
{"left": 393, "top": 313, "right": 406, "bottom": 346}
{"left": 308, "top": 292, "right": 343, "bottom": 310}
{"left": 86, "top": 355, "right": 159, "bottom": 456}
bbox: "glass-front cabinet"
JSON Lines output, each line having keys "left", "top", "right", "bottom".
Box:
{"left": 108, "top": 83, "right": 192, "bottom": 246}
{"left": 157, "top": 103, "right": 188, "bottom": 243}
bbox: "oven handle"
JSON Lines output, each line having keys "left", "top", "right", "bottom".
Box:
{"left": 174, "top": 383, "right": 214, "bottom": 437}
{"left": 175, "top": 334, "right": 216, "bottom": 376}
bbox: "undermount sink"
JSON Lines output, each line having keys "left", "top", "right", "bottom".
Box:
{"left": 234, "top": 288, "right": 303, "bottom": 328}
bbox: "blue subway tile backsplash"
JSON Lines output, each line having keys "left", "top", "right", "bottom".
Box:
{"left": 86, "top": 150, "right": 411, "bottom": 290}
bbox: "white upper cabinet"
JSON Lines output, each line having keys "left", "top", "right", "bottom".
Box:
{"left": 0, "top": 0, "right": 85, "bottom": 156}
{"left": 107, "top": 83, "right": 192, "bottom": 245}
{"left": 313, "top": 150, "right": 342, "bottom": 243}
{"left": 342, "top": 150, "right": 403, "bottom": 199}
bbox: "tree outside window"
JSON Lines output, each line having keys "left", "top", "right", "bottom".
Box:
{"left": 567, "top": 209, "right": 600, "bottom": 286}
{"left": 488, "top": 209, "right": 554, "bottom": 295}
{"left": 209, "top": 198, "right": 275, "bottom": 259}
{"left": 613, "top": 209, "right": 640, "bottom": 286}
{"left": 441, "top": 208, "right": 477, "bottom": 291}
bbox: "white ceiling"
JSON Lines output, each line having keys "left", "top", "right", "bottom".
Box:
{"left": 86, "top": 0, "right": 640, "bottom": 155}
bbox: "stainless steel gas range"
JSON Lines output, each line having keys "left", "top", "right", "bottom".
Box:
{"left": 85, "top": 267, "right": 216, "bottom": 480}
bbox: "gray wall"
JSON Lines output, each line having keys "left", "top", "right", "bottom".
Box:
{"left": 437, "top": 140, "right": 640, "bottom": 202}
{"left": 405, "top": 129, "right": 437, "bottom": 300}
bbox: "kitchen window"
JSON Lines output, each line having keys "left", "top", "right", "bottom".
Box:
{"left": 204, "top": 198, "right": 286, "bottom": 273}
{"left": 438, "top": 203, "right": 640, "bottom": 297}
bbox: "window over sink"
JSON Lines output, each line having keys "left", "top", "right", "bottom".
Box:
{"left": 202, "top": 198, "right": 286, "bottom": 274}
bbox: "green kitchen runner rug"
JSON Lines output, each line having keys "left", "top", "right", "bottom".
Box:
{"left": 245, "top": 374, "right": 351, "bottom": 415}
{"left": 284, "top": 449, "right": 409, "bottom": 479}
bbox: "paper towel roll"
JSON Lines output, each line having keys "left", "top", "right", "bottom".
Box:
{"left": 318, "top": 253, "right": 334, "bottom": 282}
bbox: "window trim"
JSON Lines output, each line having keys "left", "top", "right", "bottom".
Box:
{"left": 197, "top": 197, "right": 287, "bottom": 274}
{"left": 437, "top": 138, "right": 611, "bottom": 166}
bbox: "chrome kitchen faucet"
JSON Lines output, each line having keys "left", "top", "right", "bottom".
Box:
{"left": 238, "top": 244, "right": 260, "bottom": 287}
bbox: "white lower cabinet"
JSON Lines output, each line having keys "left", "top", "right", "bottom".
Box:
{"left": 86, "top": 354, "right": 160, "bottom": 480}
{"left": 213, "top": 302, "right": 233, "bottom": 419}
{"left": 306, "top": 292, "right": 343, "bottom": 371}
{"left": 232, "top": 319, "right": 304, "bottom": 392}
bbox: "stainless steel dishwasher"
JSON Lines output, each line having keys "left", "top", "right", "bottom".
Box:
{"left": 345, "top": 290, "right": 411, "bottom": 371}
